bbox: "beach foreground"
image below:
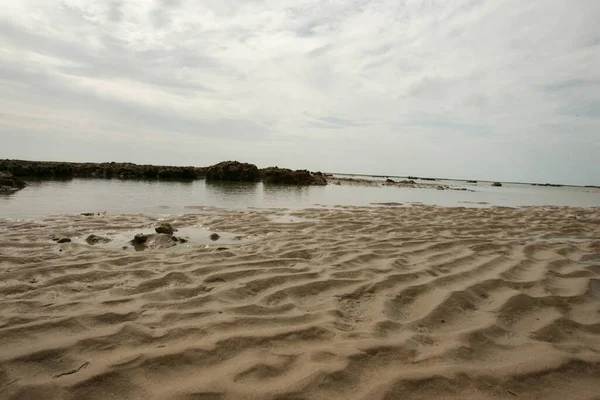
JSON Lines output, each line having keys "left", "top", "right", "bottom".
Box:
{"left": 1, "top": 205, "right": 600, "bottom": 399}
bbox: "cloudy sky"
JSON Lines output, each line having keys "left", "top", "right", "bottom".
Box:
{"left": 1, "top": 1, "right": 599, "bottom": 184}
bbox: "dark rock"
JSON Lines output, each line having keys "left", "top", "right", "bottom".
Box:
{"left": 261, "top": 167, "right": 327, "bottom": 185}
{"left": 85, "top": 234, "right": 112, "bottom": 245}
{"left": 467, "top": 180, "right": 478, "bottom": 183}
{"left": 0, "top": 171, "right": 27, "bottom": 193}
{"left": 210, "top": 233, "right": 220, "bottom": 241}
{"left": 385, "top": 178, "right": 395, "bottom": 183}
{"left": 132, "top": 233, "right": 149, "bottom": 245}
{"left": 80, "top": 213, "right": 95, "bottom": 217}
{"left": 174, "top": 237, "right": 188, "bottom": 243}
{"left": 205, "top": 161, "right": 261, "bottom": 182}
{"left": 400, "top": 180, "right": 416, "bottom": 184}
{"left": 540, "top": 183, "right": 563, "bottom": 187}
{"left": 0, "top": 159, "right": 204, "bottom": 181}
{"left": 130, "top": 233, "right": 177, "bottom": 250}
{"left": 56, "top": 238, "right": 71, "bottom": 243}
{"left": 155, "top": 223, "right": 176, "bottom": 235}
{"left": 491, "top": 182, "right": 503, "bottom": 187}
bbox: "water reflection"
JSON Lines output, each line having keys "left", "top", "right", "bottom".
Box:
{"left": 204, "top": 181, "right": 261, "bottom": 207}
{"left": 0, "top": 178, "right": 599, "bottom": 219}
{"left": 262, "top": 184, "right": 316, "bottom": 208}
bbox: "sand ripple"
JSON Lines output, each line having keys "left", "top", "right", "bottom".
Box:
{"left": 1, "top": 205, "right": 600, "bottom": 399}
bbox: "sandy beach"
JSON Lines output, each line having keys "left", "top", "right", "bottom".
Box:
{"left": 1, "top": 204, "right": 600, "bottom": 399}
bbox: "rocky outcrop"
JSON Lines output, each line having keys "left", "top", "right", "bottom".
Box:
{"left": 0, "top": 160, "right": 205, "bottom": 181}
{"left": 491, "top": 182, "right": 503, "bottom": 187}
{"left": 205, "top": 161, "right": 262, "bottom": 182}
{"left": 1, "top": 159, "right": 329, "bottom": 185}
{"left": 261, "top": 167, "right": 327, "bottom": 185}
{"left": 0, "top": 172, "right": 27, "bottom": 193}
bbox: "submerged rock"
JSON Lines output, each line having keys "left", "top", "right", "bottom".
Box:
{"left": 86, "top": 234, "right": 112, "bottom": 245}
{"left": 56, "top": 238, "right": 71, "bottom": 243}
{"left": 155, "top": 223, "right": 176, "bottom": 235}
{"left": 173, "top": 236, "right": 188, "bottom": 243}
{"left": 210, "top": 233, "right": 221, "bottom": 241}
{"left": 491, "top": 182, "right": 503, "bottom": 187}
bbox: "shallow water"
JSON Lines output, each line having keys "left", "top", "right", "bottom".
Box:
{"left": 0, "top": 178, "right": 599, "bottom": 218}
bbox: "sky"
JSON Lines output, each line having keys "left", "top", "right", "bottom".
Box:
{"left": 1, "top": 1, "right": 599, "bottom": 185}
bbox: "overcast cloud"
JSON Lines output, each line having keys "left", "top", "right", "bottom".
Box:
{"left": 1, "top": 0, "right": 599, "bottom": 184}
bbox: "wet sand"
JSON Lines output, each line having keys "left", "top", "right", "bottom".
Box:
{"left": 1, "top": 205, "right": 600, "bottom": 399}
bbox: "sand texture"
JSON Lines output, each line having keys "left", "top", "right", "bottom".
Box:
{"left": 1, "top": 205, "right": 600, "bottom": 399}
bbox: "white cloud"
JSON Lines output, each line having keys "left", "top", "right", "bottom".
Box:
{"left": 1, "top": 0, "right": 599, "bottom": 184}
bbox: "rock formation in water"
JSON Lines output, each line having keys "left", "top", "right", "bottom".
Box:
{"left": 261, "top": 167, "right": 327, "bottom": 185}
{"left": 1, "top": 159, "right": 329, "bottom": 186}
{"left": 491, "top": 182, "right": 503, "bottom": 187}
{"left": 0, "top": 172, "right": 27, "bottom": 193}
{"left": 0, "top": 159, "right": 205, "bottom": 180}
{"left": 205, "top": 161, "right": 262, "bottom": 182}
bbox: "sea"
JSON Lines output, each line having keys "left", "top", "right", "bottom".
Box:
{"left": 1, "top": 176, "right": 599, "bottom": 219}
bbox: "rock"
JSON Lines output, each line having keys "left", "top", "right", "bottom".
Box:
{"left": 132, "top": 233, "right": 149, "bottom": 245}
{"left": 56, "top": 238, "right": 71, "bottom": 243}
{"left": 400, "top": 180, "right": 416, "bottom": 184}
{"left": 130, "top": 233, "right": 177, "bottom": 250}
{"left": 80, "top": 213, "right": 95, "bottom": 217}
{"left": 173, "top": 237, "right": 188, "bottom": 243}
{"left": 0, "top": 171, "right": 27, "bottom": 193}
{"left": 210, "top": 233, "right": 220, "bottom": 241}
{"left": 261, "top": 167, "right": 327, "bottom": 185}
{"left": 155, "top": 223, "right": 176, "bottom": 235}
{"left": 0, "top": 159, "right": 204, "bottom": 180}
{"left": 467, "top": 180, "right": 478, "bottom": 183}
{"left": 491, "top": 182, "right": 503, "bottom": 187}
{"left": 85, "top": 234, "right": 112, "bottom": 245}
{"left": 385, "top": 178, "right": 395, "bottom": 183}
{"left": 205, "top": 161, "right": 262, "bottom": 182}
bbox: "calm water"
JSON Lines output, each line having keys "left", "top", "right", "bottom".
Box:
{"left": 1, "top": 178, "right": 599, "bottom": 218}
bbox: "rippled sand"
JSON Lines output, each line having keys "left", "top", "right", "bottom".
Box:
{"left": 1, "top": 205, "right": 600, "bottom": 399}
